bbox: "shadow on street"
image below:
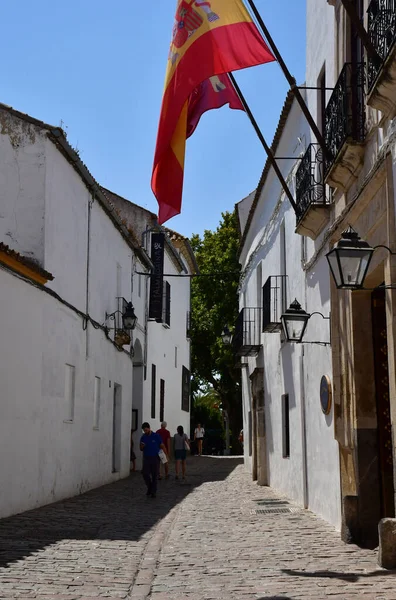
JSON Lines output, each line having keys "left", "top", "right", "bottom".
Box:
{"left": 282, "top": 568, "right": 396, "bottom": 581}
{"left": 0, "top": 456, "right": 242, "bottom": 570}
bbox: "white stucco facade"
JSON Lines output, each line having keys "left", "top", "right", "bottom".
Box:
{"left": 237, "top": 90, "right": 341, "bottom": 529}
{"left": 0, "top": 105, "right": 195, "bottom": 518}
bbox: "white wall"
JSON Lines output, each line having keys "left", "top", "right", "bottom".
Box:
{"left": 0, "top": 113, "right": 46, "bottom": 263}
{"left": 0, "top": 267, "right": 133, "bottom": 519}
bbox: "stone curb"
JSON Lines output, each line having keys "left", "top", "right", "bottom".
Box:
{"left": 128, "top": 501, "right": 182, "bottom": 600}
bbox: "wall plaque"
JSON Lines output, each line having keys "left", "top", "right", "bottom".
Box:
{"left": 320, "top": 375, "right": 332, "bottom": 415}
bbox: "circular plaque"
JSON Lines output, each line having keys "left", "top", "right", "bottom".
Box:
{"left": 320, "top": 375, "right": 332, "bottom": 415}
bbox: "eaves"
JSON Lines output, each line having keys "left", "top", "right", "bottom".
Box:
{"left": 237, "top": 90, "right": 296, "bottom": 258}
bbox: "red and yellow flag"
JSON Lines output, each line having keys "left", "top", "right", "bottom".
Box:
{"left": 152, "top": 0, "right": 275, "bottom": 224}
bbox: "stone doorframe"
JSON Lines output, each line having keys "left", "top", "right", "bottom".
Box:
{"left": 250, "top": 367, "right": 267, "bottom": 486}
{"left": 330, "top": 153, "right": 396, "bottom": 547}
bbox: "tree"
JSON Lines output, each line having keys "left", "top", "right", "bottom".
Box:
{"left": 190, "top": 211, "right": 242, "bottom": 453}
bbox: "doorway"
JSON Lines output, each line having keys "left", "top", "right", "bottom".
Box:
{"left": 112, "top": 383, "right": 122, "bottom": 473}
{"left": 372, "top": 287, "right": 395, "bottom": 518}
{"left": 132, "top": 339, "right": 144, "bottom": 469}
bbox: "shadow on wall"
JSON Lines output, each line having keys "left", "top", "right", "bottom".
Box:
{"left": 0, "top": 457, "right": 242, "bottom": 570}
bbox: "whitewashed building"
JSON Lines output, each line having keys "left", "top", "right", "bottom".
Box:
{"left": 237, "top": 0, "right": 396, "bottom": 553}
{"left": 0, "top": 102, "right": 196, "bottom": 518}
{"left": 236, "top": 89, "right": 341, "bottom": 530}
{"left": 104, "top": 191, "right": 198, "bottom": 465}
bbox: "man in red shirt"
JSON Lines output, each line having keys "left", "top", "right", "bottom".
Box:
{"left": 156, "top": 421, "right": 171, "bottom": 479}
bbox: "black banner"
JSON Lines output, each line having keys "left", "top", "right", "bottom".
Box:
{"left": 149, "top": 232, "right": 165, "bottom": 321}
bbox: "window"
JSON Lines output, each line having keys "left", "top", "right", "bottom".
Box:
{"left": 186, "top": 311, "right": 191, "bottom": 339}
{"left": 282, "top": 394, "right": 290, "bottom": 458}
{"left": 93, "top": 376, "right": 101, "bottom": 430}
{"left": 151, "top": 365, "right": 156, "bottom": 419}
{"left": 175, "top": 346, "right": 178, "bottom": 368}
{"left": 181, "top": 366, "right": 190, "bottom": 412}
{"left": 64, "top": 364, "right": 75, "bottom": 422}
{"left": 162, "top": 281, "right": 171, "bottom": 326}
{"left": 160, "top": 379, "right": 165, "bottom": 422}
{"left": 317, "top": 65, "right": 326, "bottom": 136}
{"left": 138, "top": 273, "right": 142, "bottom": 298}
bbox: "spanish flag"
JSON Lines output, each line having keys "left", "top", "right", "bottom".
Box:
{"left": 152, "top": 0, "right": 275, "bottom": 224}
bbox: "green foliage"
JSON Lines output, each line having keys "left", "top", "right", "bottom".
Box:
{"left": 190, "top": 211, "right": 242, "bottom": 453}
{"left": 192, "top": 389, "right": 223, "bottom": 431}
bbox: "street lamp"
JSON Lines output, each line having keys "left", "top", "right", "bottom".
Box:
{"left": 122, "top": 302, "right": 138, "bottom": 330}
{"left": 281, "top": 299, "right": 310, "bottom": 343}
{"left": 106, "top": 301, "right": 138, "bottom": 331}
{"left": 221, "top": 325, "right": 232, "bottom": 345}
{"left": 326, "top": 226, "right": 374, "bottom": 290}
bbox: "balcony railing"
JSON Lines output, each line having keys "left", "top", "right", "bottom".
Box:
{"left": 263, "top": 276, "right": 287, "bottom": 333}
{"left": 232, "top": 307, "right": 261, "bottom": 357}
{"left": 324, "top": 62, "right": 366, "bottom": 175}
{"left": 295, "top": 144, "right": 327, "bottom": 222}
{"left": 368, "top": 0, "right": 396, "bottom": 90}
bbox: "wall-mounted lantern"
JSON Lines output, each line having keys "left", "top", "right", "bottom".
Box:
{"left": 281, "top": 299, "right": 330, "bottom": 345}
{"left": 221, "top": 325, "right": 232, "bottom": 345}
{"left": 106, "top": 301, "right": 137, "bottom": 331}
{"left": 326, "top": 226, "right": 374, "bottom": 290}
{"left": 281, "top": 299, "right": 310, "bottom": 343}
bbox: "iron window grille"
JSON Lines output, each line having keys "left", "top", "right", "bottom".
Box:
{"left": 162, "top": 281, "right": 171, "bottom": 327}
{"left": 295, "top": 144, "right": 328, "bottom": 222}
{"left": 262, "top": 276, "right": 287, "bottom": 332}
{"left": 186, "top": 311, "right": 191, "bottom": 339}
{"left": 324, "top": 62, "right": 366, "bottom": 174}
{"left": 367, "top": 0, "right": 396, "bottom": 90}
{"left": 232, "top": 307, "right": 262, "bottom": 357}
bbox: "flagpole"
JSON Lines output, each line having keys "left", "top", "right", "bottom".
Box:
{"left": 245, "top": 0, "right": 330, "bottom": 162}
{"left": 228, "top": 72, "right": 297, "bottom": 213}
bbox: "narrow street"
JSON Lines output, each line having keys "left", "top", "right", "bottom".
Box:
{"left": 0, "top": 457, "right": 395, "bottom": 600}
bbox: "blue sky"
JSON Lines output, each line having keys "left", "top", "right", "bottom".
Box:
{"left": 0, "top": 1, "right": 306, "bottom": 238}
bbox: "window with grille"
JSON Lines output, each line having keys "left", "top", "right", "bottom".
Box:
{"left": 160, "top": 379, "right": 165, "bottom": 422}
{"left": 162, "top": 281, "right": 171, "bottom": 326}
{"left": 151, "top": 365, "right": 156, "bottom": 419}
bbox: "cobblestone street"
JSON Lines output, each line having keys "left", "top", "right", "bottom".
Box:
{"left": 0, "top": 457, "right": 395, "bottom": 600}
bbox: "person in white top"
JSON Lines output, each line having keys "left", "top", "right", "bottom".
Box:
{"left": 194, "top": 423, "right": 205, "bottom": 456}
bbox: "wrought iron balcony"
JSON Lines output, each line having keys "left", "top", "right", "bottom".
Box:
{"left": 262, "top": 276, "right": 287, "bottom": 333}
{"left": 232, "top": 307, "right": 261, "bottom": 357}
{"left": 294, "top": 144, "right": 329, "bottom": 238}
{"left": 367, "top": 0, "right": 396, "bottom": 115}
{"left": 368, "top": 0, "right": 396, "bottom": 89}
{"left": 324, "top": 62, "right": 366, "bottom": 189}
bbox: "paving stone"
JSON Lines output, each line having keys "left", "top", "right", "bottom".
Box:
{"left": 1, "top": 457, "right": 396, "bottom": 598}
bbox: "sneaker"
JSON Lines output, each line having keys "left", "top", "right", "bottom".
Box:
{"left": 175, "top": 475, "right": 179, "bottom": 480}
{"left": 151, "top": 493, "right": 156, "bottom": 498}
{"left": 146, "top": 490, "right": 151, "bottom": 496}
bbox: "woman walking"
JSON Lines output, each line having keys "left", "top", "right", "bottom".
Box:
{"left": 194, "top": 423, "right": 205, "bottom": 456}
{"left": 174, "top": 425, "right": 190, "bottom": 480}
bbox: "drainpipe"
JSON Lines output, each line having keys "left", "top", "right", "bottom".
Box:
{"left": 300, "top": 346, "right": 309, "bottom": 509}
{"left": 85, "top": 192, "right": 93, "bottom": 359}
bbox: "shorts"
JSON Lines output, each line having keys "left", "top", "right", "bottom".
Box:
{"left": 175, "top": 449, "right": 187, "bottom": 461}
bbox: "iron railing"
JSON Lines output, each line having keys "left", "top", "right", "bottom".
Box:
{"left": 232, "top": 307, "right": 262, "bottom": 357}
{"left": 262, "top": 276, "right": 287, "bottom": 332}
{"left": 367, "top": 0, "right": 396, "bottom": 90}
{"left": 324, "top": 62, "right": 366, "bottom": 174}
{"left": 295, "top": 144, "right": 327, "bottom": 222}
{"left": 115, "top": 297, "right": 129, "bottom": 330}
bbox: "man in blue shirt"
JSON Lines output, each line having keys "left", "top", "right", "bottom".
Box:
{"left": 140, "top": 422, "right": 166, "bottom": 498}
